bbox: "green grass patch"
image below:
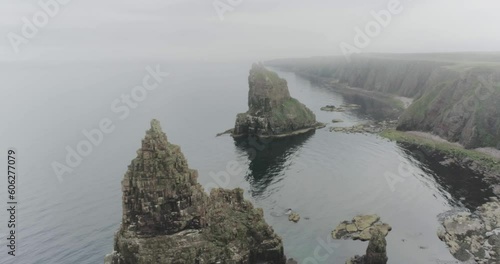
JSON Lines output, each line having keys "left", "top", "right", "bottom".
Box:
{"left": 271, "top": 97, "right": 315, "bottom": 124}
{"left": 380, "top": 130, "right": 500, "bottom": 173}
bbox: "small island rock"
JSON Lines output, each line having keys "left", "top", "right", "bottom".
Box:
{"left": 233, "top": 64, "right": 322, "bottom": 138}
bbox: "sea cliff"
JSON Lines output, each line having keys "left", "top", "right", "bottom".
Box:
{"left": 105, "top": 120, "right": 286, "bottom": 264}
{"left": 267, "top": 53, "right": 500, "bottom": 149}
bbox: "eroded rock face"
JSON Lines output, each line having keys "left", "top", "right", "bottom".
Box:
{"left": 233, "top": 64, "right": 321, "bottom": 138}
{"left": 105, "top": 120, "right": 286, "bottom": 264}
{"left": 121, "top": 119, "right": 207, "bottom": 236}
{"left": 437, "top": 198, "right": 500, "bottom": 263}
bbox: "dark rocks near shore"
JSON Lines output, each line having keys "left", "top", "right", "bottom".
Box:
{"left": 329, "top": 120, "right": 398, "bottom": 134}
{"left": 321, "top": 104, "right": 361, "bottom": 112}
{"left": 105, "top": 119, "right": 286, "bottom": 264}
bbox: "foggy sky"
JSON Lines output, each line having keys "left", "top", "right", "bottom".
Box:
{"left": 1, "top": 0, "right": 499, "bottom": 62}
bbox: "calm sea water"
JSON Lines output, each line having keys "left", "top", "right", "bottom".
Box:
{"left": 0, "top": 60, "right": 493, "bottom": 264}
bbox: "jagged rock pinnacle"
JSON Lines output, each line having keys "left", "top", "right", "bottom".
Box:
{"left": 122, "top": 119, "right": 206, "bottom": 235}
{"left": 106, "top": 119, "right": 286, "bottom": 264}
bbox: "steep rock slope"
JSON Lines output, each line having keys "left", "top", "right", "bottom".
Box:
{"left": 398, "top": 67, "right": 500, "bottom": 148}
{"left": 267, "top": 54, "right": 500, "bottom": 149}
{"left": 233, "top": 64, "right": 321, "bottom": 138}
{"left": 105, "top": 120, "right": 286, "bottom": 264}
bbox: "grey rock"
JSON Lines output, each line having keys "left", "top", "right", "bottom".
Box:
{"left": 105, "top": 120, "right": 286, "bottom": 264}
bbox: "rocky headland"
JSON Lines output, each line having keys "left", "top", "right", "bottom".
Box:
{"left": 232, "top": 64, "right": 324, "bottom": 138}
{"left": 105, "top": 119, "right": 286, "bottom": 264}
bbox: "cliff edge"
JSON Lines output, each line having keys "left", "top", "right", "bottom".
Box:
{"left": 267, "top": 53, "right": 500, "bottom": 149}
{"left": 105, "top": 119, "right": 285, "bottom": 264}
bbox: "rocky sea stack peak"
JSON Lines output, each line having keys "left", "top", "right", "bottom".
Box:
{"left": 233, "top": 64, "right": 322, "bottom": 138}
{"left": 121, "top": 119, "right": 206, "bottom": 236}
{"left": 247, "top": 63, "right": 291, "bottom": 112}
{"left": 106, "top": 119, "right": 286, "bottom": 264}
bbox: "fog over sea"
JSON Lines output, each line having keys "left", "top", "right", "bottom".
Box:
{"left": 0, "top": 60, "right": 492, "bottom": 264}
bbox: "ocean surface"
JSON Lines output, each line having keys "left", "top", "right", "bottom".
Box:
{"left": 0, "top": 60, "right": 494, "bottom": 264}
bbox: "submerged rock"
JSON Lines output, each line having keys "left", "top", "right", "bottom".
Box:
{"left": 105, "top": 119, "right": 286, "bottom": 264}
{"left": 437, "top": 198, "right": 500, "bottom": 263}
{"left": 332, "top": 215, "right": 391, "bottom": 241}
{"left": 321, "top": 104, "right": 360, "bottom": 112}
{"left": 288, "top": 212, "right": 300, "bottom": 223}
{"left": 233, "top": 64, "right": 323, "bottom": 138}
{"left": 329, "top": 120, "right": 398, "bottom": 134}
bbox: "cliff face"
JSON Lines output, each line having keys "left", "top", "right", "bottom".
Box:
{"left": 267, "top": 55, "right": 450, "bottom": 98}
{"left": 105, "top": 120, "right": 286, "bottom": 264}
{"left": 267, "top": 54, "right": 500, "bottom": 149}
{"left": 233, "top": 64, "right": 320, "bottom": 138}
{"left": 398, "top": 68, "right": 500, "bottom": 149}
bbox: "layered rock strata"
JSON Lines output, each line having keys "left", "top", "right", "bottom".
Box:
{"left": 105, "top": 119, "right": 286, "bottom": 264}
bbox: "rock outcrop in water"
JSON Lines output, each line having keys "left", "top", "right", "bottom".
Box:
{"left": 332, "top": 215, "right": 392, "bottom": 241}
{"left": 332, "top": 215, "right": 390, "bottom": 264}
{"left": 105, "top": 119, "right": 286, "bottom": 264}
{"left": 346, "top": 229, "right": 388, "bottom": 264}
{"left": 232, "top": 64, "right": 322, "bottom": 138}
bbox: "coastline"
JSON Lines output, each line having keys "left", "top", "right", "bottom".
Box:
{"left": 380, "top": 129, "right": 500, "bottom": 195}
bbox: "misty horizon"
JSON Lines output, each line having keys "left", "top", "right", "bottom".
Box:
{"left": 1, "top": 0, "right": 500, "bottom": 62}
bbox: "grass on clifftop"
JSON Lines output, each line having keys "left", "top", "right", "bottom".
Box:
{"left": 251, "top": 64, "right": 286, "bottom": 86}
{"left": 380, "top": 130, "right": 500, "bottom": 173}
{"left": 271, "top": 97, "right": 316, "bottom": 124}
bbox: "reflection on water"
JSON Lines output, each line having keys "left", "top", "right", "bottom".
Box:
{"left": 234, "top": 131, "right": 314, "bottom": 197}
{"left": 399, "top": 143, "right": 494, "bottom": 210}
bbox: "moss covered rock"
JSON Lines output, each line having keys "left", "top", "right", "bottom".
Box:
{"left": 233, "top": 64, "right": 321, "bottom": 138}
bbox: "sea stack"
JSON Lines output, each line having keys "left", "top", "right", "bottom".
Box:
{"left": 105, "top": 119, "right": 286, "bottom": 264}
{"left": 233, "top": 63, "right": 322, "bottom": 138}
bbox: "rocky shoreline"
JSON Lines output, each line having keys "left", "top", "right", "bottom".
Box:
{"left": 438, "top": 198, "right": 500, "bottom": 263}
{"left": 320, "top": 104, "right": 361, "bottom": 112}
{"left": 380, "top": 130, "right": 500, "bottom": 196}
{"left": 329, "top": 120, "right": 398, "bottom": 134}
